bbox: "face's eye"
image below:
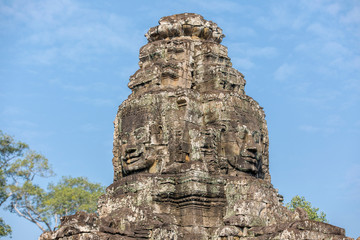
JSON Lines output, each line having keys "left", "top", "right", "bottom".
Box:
{"left": 121, "top": 139, "right": 127, "bottom": 144}
{"left": 252, "top": 131, "right": 260, "bottom": 144}
{"left": 133, "top": 127, "right": 148, "bottom": 142}
{"left": 237, "top": 126, "right": 248, "bottom": 139}
{"left": 238, "top": 130, "right": 246, "bottom": 139}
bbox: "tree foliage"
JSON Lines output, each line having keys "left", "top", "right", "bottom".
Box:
{"left": 43, "top": 176, "right": 104, "bottom": 228}
{"left": 45, "top": 176, "right": 104, "bottom": 217}
{"left": 0, "top": 130, "right": 105, "bottom": 236}
{"left": 286, "top": 195, "right": 328, "bottom": 223}
{"left": 7, "top": 180, "right": 51, "bottom": 232}
{"left": 0, "top": 130, "right": 35, "bottom": 237}
{"left": 0, "top": 218, "right": 11, "bottom": 238}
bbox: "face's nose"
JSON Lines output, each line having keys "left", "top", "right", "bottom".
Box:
{"left": 124, "top": 146, "right": 139, "bottom": 160}
{"left": 243, "top": 135, "right": 258, "bottom": 157}
{"left": 246, "top": 145, "right": 257, "bottom": 154}
{"left": 126, "top": 147, "right": 137, "bottom": 154}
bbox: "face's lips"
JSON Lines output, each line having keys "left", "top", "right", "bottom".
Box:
{"left": 126, "top": 158, "right": 138, "bottom": 164}
{"left": 242, "top": 156, "right": 257, "bottom": 164}
{"left": 241, "top": 149, "right": 258, "bottom": 162}
{"left": 124, "top": 152, "right": 143, "bottom": 164}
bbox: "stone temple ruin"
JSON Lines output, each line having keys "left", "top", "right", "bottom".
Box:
{"left": 40, "top": 13, "right": 352, "bottom": 240}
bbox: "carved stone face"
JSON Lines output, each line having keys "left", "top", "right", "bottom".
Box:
{"left": 118, "top": 105, "right": 163, "bottom": 176}
{"left": 220, "top": 124, "right": 265, "bottom": 177}
{"left": 201, "top": 96, "right": 269, "bottom": 178}
{"left": 120, "top": 126, "right": 154, "bottom": 175}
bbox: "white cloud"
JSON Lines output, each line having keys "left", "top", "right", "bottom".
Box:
{"left": 1, "top": 0, "right": 139, "bottom": 66}
{"left": 274, "top": 63, "right": 296, "bottom": 81}
{"left": 250, "top": 46, "right": 277, "bottom": 57}
{"left": 299, "top": 0, "right": 325, "bottom": 11}
{"left": 24, "top": 47, "right": 59, "bottom": 65}
{"left": 299, "top": 89, "right": 342, "bottom": 107}
{"left": 62, "top": 84, "right": 88, "bottom": 92}
{"left": 65, "top": 96, "right": 113, "bottom": 107}
{"left": 293, "top": 40, "right": 359, "bottom": 79}
{"left": 256, "top": 3, "right": 307, "bottom": 31}
{"left": 339, "top": 163, "right": 360, "bottom": 199}
{"left": 307, "top": 22, "right": 339, "bottom": 39}
{"left": 329, "top": 55, "right": 360, "bottom": 72}
{"left": 300, "top": 0, "right": 343, "bottom": 17}
{"left": 355, "top": 120, "right": 360, "bottom": 128}
{"left": 343, "top": 78, "right": 360, "bottom": 92}
{"left": 189, "top": 0, "right": 242, "bottom": 12}
{"left": 48, "top": 79, "right": 115, "bottom": 93}
{"left": 325, "top": 3, "right": 341, "bottom": 16}
{"left": 1, "top": 106, "right": 23, "bottom": 116}
{"left": 80, "top": 123, "right": 99, "bottom": 132}
{"left": 230, "top": 44, "right": 277, "bottom": 57}
{"left": 294, "top": 42, "right": 310, "bottom": 52}
{"left": 243, "top": 46, "right": 277, "bottom": 58}
{"left": 325, "top": 115, "right": 343, "bottom": 127}
{"left": 0, "top": 0, "right": 76, "bottom": 28}
{"left": 4, "top": 128, "right": 55, "bottom": 144}
{"left": 232, "top": 57, "right": 254, "bottom": 70}
{"left": 221, "top": 23, "right": 257, "bottom": 38}
{"left": 298, "top": 124, "right": 336, "bottom": 135}
{"left": 235, "top": 27, "right": 257, "bottom": 37}
{"left": 299, "top": 125, "right": 320, "bottom": 133}
{"left": 340, "top": 6, "right": 360, "bottom": 24}
{"left": 320, "top": 41, "right": 360, "bottom": 72}
{"left": 12, "top": 120, "right": 37, "bottom": 128}
{"left": 322, "top": 42, "right": 351, "bottom": 57}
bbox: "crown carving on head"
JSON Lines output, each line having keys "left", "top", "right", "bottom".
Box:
{"left": 145, "top": 13, "right": 225, "bottom": 43}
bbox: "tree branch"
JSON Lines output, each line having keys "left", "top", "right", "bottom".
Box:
{"left": 54, "top": 214, "right": 59, "bottom": 231}
{"left": 13, "top": 203, "right": 47, "bottom": 232}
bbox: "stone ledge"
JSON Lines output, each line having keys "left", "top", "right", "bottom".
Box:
{"left": 145, "top": 13, "right": 225, "bottom": 43}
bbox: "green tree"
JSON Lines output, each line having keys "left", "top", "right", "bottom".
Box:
{"left": 0, "top": 130, "right": 46, "bottom": 237}
{"left": 44, "top": 176, "right": 104, "bottom": 227}
{"left": 1, "top": 130, "right": 105, "bottom": 235}
{"left": 7, "top": 176, "right": 105, "bottom": 232}
{"left": 7, "top": 180, "right": 51, "bottom": 232}
{"left": 0, "top": 218, "right": 11, "bottom": 238}
{"left": 286, "top": 195, "right": 328, "bottom": 223}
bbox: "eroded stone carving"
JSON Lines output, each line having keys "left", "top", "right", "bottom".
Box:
{"left": 40, "top": 13, "right": 352, "bottom": 240}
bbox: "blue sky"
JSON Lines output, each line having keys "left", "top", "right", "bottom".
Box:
{"left": 0, "top": 0, "right": 359, "bottom": 239}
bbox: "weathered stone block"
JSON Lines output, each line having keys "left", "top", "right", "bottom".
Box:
{"left": 40, "top": 13, "right": 352, "bottom": 240}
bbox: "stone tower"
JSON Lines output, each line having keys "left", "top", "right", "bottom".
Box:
{"left": 40, "top": 13, "right": 352, "bottom": 240}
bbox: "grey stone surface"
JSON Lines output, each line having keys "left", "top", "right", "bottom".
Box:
{"left": 40, "top": 13, "right": 352, "bottom": 240}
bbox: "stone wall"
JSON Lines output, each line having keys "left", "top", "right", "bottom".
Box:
{"left": 40, "top": 13, "right": 352, "bottom": 240}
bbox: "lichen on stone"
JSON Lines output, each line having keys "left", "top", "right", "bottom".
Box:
{"left": 40, "top": 13, "right": 352, "bottom": 240}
